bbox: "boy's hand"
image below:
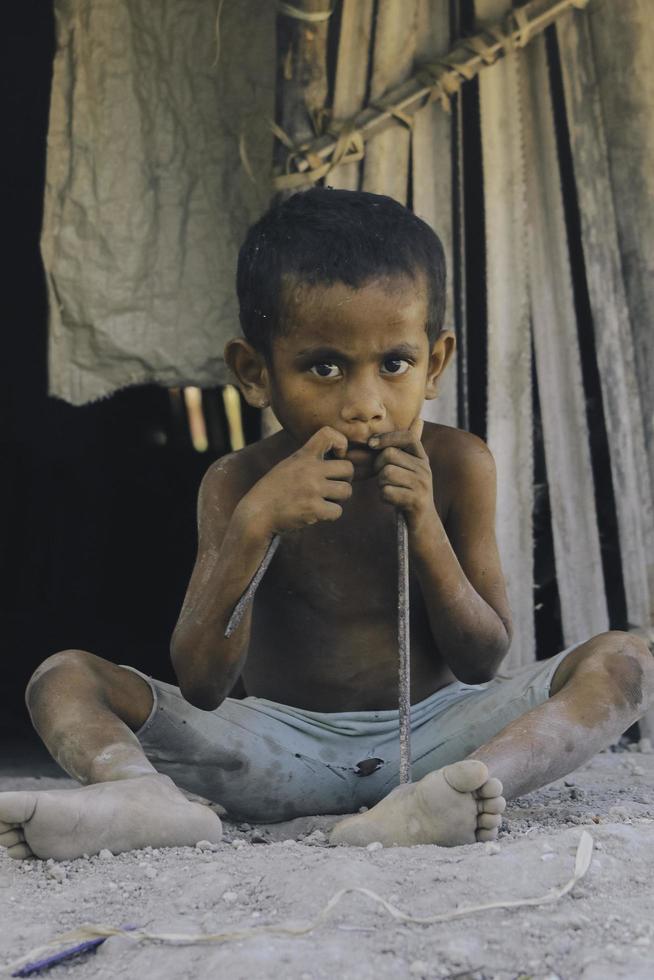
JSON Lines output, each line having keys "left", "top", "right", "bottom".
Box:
{"left": 242, "top": 426, "right": 354, "bottom": 535}
{"left": 369, "top": 419, "right": 436, "bottom": 530}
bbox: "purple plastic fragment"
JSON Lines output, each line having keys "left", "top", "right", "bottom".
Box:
{"left": 12, "top": 925, "right": 138, "bottom": 977}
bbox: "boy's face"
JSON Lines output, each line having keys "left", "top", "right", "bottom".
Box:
{"left": 230, "top": 275, "right": 454, "bottom": 479}
{"left": 271, "top": 275, "right": 455, "bottom": 476}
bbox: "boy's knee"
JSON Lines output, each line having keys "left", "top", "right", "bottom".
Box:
{"left": 26, "top": 649, "right": 98, "bottom": 710}
{"left": 574, "top": 631, "right": 654, "bottom": 711}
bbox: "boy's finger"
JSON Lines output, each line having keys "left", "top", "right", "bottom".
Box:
{"left": 305, "top": 426, "right": 348, "bottom": 459}
{"left": 368, "top": 425, "right": 426, "bottom": 457}
{"left": 409, "top": 417, "right": 424, "bottom": 442}
{"left": 322, "top": 459, "right": 355, "bottom": 482}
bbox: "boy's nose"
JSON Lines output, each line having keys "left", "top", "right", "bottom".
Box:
{"left": 340, "top": 387, "right": 386, "bottom": 424}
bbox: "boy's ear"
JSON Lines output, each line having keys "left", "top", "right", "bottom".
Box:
{"left": 224, "top": 338, "right": 271, "bottom": 408}
{"left": 424, "top": 329, "right": 456, "bottom": 399}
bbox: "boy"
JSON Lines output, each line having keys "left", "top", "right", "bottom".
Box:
{"left": 1, "top": 188, "right": 652, "bottom": 860}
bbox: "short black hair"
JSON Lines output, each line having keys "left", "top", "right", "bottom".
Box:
{"left": 236, "top": 187, "right": 446, "bottom": 356}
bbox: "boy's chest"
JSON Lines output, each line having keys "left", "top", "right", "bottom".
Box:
{"left": 264, "top": 501, "right": 401, "bottom": 614}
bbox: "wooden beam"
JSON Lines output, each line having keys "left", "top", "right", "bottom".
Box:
{"left": 330, "top": 0, "right": 374, "bottom": 190}
{"left": 476, "top": 0, "right": 535, "bottom": 667}
{"left": 273, "top": 0, "right": 332, "bottom": 180}
{"left": 557, "top": 8, "right": 654, "bottom": 626}
{"left": 524, "top": 35, "right": 608, "bottom": 644}
{"left": 362, "top": 0, "right": 419, "bottom": 205}
{"left": 412, "top": 0, "right": 457, "bottom": 427}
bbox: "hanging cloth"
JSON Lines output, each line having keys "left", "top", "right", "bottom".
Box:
{"left": 42, "top": 0, "right": 274, "bottom": 405}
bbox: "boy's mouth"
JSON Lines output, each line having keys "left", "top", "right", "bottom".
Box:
{"left": 346, "top": 442, "right": 376, "bottom": 463}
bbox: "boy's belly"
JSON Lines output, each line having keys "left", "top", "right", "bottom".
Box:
{"left": 243, "top": 601, "right": 457, "bottom": 711}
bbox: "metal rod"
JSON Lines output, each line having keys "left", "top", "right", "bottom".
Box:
{"left": 397, "top": 512, "right": 412, "bottom": 784}
{"left": 224, "top": 535, "right": 281, "bottom": 638}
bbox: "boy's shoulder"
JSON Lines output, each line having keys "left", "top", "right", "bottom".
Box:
{"left": 422, "top": 422, "right": 496, "bottom": 515}
{"left": 422, "top": 421, "right": 493, "bottom": 469}
{"left": 199, "top": 431, "right": 291, "bottom": 500}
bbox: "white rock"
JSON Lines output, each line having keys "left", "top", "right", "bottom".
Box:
{"left": 195, "top": 840, "right": 220, "bottom": 852}
{"left": 303, "top": 830, "right": 327, "bottom": 846}
{"left": 484, "top": 842, "right": 501, "bottom": 855}
{"left": 222, "top": 891, "right": 238, "bottom": 903}
{"left": 409, "top": 960, "right": 428, "bottom": 976}
{"left": 366, "top": 841, "right": 383, "bottom": 852}
{"left": 98, "top": 849, "right": 114, "bottom": 860}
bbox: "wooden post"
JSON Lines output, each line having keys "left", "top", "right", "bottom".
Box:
{"left": 362, "top": 0, "right": 419, "bottom": 205}
{"left": 557, "top": 8, "right": 654, "bottom": 626}
{"left": 274, "top": 0, "right": 332, "bottom": 184}
{"left": 330, "top": 0, "right": 375, "bottom": 190}
{"left": 412, "top": 0, "right": 457, "bottom": 428}
{"left": 475, "top": 0, "right": 535, "bottom": 667}
{"left": 523, "top": 35, "right": 609, "bottom": 644}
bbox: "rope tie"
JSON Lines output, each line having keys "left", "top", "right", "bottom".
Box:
{"left": 272, "top": 120, "right": 364, "bottom": 190}
{"left": 277, "top": 2, "right": 333, "bottom": 22}
{"left": 370, "top": 102, "right": 415, "bottom": 129}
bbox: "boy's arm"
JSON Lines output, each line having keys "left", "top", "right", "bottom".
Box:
{"left": 373, "top": 424, "right": 512, "bottom": 684}
{"left": 171, "top": 427, "right": 353, "bottom": 709}
{"left": 170, "top": 455, "right": 273, "bottom": 709}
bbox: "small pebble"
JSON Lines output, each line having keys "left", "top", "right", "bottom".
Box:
{"left": 46, "top": 866, "right": 66, "bottom": 882}
{"left": 222, "top": 891, "right": 238, "bottom": 903}
{"left": 303, "top": 829, "right": 328, "bottom": 846}
{"left": 409, "top": 960, "right": 428, "bottom": 976}
{"left": 231, "top": 838, "right": 247, "bottom": 849}
{"left": 483, "top": 841, "right": 501, "bottom": 855}
{"left": 195, "top": 840, "right": 220, "bottom": 852}
{"left": 358, "top": 806, "right": 369, "bottom": 813}
{"left": 98, "top": 849, "right": 114, "bottom": 861}
{"left": 366, "top": 841, "right": 383, "bottom": 852}
{"left": 541, "top": 852, "right": 556, "bottom": 862}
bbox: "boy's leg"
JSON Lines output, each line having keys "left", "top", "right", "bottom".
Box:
{"left": 331, "top": 631, "right": 654, "bottom": 847}
{"left": 0, "top": 650, "right": 222, "bottom": 860}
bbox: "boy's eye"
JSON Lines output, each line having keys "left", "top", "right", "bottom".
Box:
{"left": 310, "top": 362, "right": 341, "bottom": 378}
{"left": 381, "top": 358, "right": 410, "bottom": 375}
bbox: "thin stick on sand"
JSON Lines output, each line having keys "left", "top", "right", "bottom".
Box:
{"left": 397, "top": 512, "right": 412, "bottom": 784}
{"left": 224, "top": 535, "right": 281, "bottom": 638}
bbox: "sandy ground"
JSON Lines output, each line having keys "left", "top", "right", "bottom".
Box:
{"left": 1, "top": 747, "right": 654, "bottom": 980}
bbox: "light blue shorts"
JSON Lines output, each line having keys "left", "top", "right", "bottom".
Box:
{"left": 128, "top": 646, "right": 578, "bottom": 822}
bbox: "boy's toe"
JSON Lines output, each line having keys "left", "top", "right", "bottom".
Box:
{"left": 0, "top": 828, "right": 25, "bottom": 848}
{"left": 478, "top": 812, "right": 502, "bottom": 830}
{"left": 442, "top": 760, "right": 489, "bottom": 793}
{"left": 7, "top": 842, "right": 33, "bottom": 860}
{"left": 476, "top": 827, "right": 499, "bottom": 842}
{"left": 477, "top": 777, "right": 503, "bottom": 799}
{"left": 480, "top": 796, "right": 506, "bottom": 815}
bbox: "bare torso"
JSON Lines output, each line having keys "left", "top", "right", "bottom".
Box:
{"left": 237, "top": 425, "right": 458, "bottom": 709}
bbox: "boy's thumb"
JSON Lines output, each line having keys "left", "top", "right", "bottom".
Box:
{"left": 410, "top": 417, "right": 424, "bottom": 442}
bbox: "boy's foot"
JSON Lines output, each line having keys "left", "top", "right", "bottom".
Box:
{"left": 330, "top": 760, "right": 505, "bottom": 848}
{"left": 0, "top": 774, "right": 223, "bottom": 860}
